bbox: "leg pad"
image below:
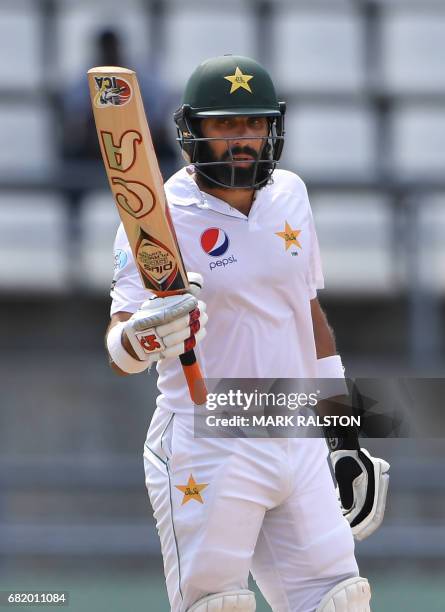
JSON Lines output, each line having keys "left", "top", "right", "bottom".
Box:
{"left": 188, "top": 589, "right": 256, "bottom": 611}
{"left": 316, "top": 577, "right": 371, "bottom": 612}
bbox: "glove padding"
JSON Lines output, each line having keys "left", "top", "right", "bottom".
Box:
{"left": 330, "top": 447, "right": 390, "bottom": 541}
{"left": 124, "top": 273, "right": 207, "bottom": 363}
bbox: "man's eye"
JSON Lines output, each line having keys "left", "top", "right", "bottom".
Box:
{"left": 250, "top": 118, "right": 266, "bottom": 128}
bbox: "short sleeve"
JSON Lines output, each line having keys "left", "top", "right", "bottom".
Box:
{"left": 110, "top": 224, "right": 148, "bottom": 316}
{"left": 299, "top": 180, "right": 324, "bottom": 300}
{"left": 307, "top": 209, "right": 325, "bottom": 299}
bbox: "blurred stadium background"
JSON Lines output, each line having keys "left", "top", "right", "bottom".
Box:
{"left": 0, "top": 0, "right": 444, "bottom": 610}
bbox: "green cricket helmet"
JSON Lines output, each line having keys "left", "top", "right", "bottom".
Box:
{"left": 174, "top": 54, "right": 286, "bottom": 189}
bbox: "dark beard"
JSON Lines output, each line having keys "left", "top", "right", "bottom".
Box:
{"left": 194, "top": 141, "right": 273, "bottom": 190}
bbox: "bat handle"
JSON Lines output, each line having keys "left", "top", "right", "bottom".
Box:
{"left": 179, "top": 350, "right": 207, "bottom": 406}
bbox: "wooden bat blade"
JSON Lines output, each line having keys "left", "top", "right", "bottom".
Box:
{"left": 87, "top": 65, "right": 206, "bottom": 405}
{"left": 87, "top": 65, "right": 188, "bottom": 294}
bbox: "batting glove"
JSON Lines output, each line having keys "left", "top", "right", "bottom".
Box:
{"left": 330, "top": 447, "right": 390, "bottom": 541}
{"left": 124, "top": 272, "right": 207, "bottom": 364}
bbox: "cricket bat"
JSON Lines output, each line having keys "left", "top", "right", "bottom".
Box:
{"left": 87, "top": 66, "right": 206, "bottom": 405}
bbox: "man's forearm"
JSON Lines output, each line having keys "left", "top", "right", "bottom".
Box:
{"left": 309, "top": 298, "right": 359, "bottom": 448}
{"left": 310, "top": 298, "right": 336, "bottom": 358}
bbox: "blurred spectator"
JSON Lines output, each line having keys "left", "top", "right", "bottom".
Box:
{"left": 59, "top": 28, "right": 177, "bottom": 179}
{"left": 57, "top": 28, "right": 178, "bottom": 285}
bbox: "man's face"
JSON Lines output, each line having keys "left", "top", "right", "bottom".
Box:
{"left": 197, "top": 115, "right": 270, "bottom": 188}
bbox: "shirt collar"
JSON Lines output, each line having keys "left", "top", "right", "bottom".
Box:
{"left": 165, "top": 166, "right": 249, "bottom": 220}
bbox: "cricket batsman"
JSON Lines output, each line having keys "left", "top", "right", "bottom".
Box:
{"left": 105, "top": 55, "right": 390, "bottom": 611}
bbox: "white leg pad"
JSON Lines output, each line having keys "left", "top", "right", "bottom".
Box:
{"left": 187, "top": 589, "right": 256, "bottom": 611}
{"left": 316, "top": 577, "right": 371, "bottom": 612}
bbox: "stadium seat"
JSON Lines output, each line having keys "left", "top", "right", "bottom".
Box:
{"left": 0, "top": 6, "right": 41, "bottom": 90}
{"left": 284, "top": 104, "right": 376, "bottom": 178}
{"left": 382, "top": 9, "right": 445, "bottom": 92}
{"left": 162, "top": 5, "right": 256, "bottom": 89}
{"left": 310, "top": 192, "right": 395, "bottom": 294}
{"left": 419, "top": 193, "right": 445, "bottom": 293}
{"left": 272, "top": 6, "right": 364, "bottom": 93}
{"left": 80, "top": 191, "right": 120, "bottom": 291}
{"left": 0, "top": 104, "right": 55, "bottom": 175}
{"left": 0, "top": 194, "right": 67, "bottom": 291}
{"left": 392, "top": 105, "right": 445, "bottom": 177}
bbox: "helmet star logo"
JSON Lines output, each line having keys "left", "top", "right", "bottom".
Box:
{"left": 175, "top": 474, "right": 208, "bottom": 505}
{"left": 224, "top": 67, "right": 253, "bottom": 94}
{"left": 275, "top": 221, "right": 302, "bottom": 251}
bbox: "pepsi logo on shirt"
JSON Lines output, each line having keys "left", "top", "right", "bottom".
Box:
{"left": 200, "top": 228, "right": 238, "bottom": 271}
{"left": 200, "top": 228, "right": 230, "bottom": 257}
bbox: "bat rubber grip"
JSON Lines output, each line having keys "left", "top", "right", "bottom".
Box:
{"left": 179, "top": 350, "right": 207, "bottom": 405}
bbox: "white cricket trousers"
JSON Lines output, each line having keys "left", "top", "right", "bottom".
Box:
{"left": 143, "top": 408, "right": 359, "bottom": 612}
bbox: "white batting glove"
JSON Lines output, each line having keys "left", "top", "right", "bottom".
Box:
{"left": 124, "top": 272, "right": 207, "bottom": 364}
{"left": 330, "top": 448, "right": 390, "bottom": 541}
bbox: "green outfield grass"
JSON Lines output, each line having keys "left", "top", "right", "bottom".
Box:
{"left": 0, "top": 569, "right": 444, "bottom": 611}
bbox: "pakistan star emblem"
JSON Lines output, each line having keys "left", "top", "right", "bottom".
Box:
{"left": 224, "top": 67, "right": 253, "bottom": 94}
{"left": 175, "top": 474, "right": 209, "bottom": 505}
{"left": 275, "top": 221, "right": 302, "bottom": 251}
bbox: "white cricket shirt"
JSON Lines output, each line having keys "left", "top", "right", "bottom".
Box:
{"left": 111, "top": 167, "right": 324, "bottom": 414}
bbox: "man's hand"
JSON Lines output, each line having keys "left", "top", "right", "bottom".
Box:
{"left": 330, "top": 448, "right": 390, "bottom": 541}
{"left": 123, "top": 273, "right": 207, "bottom": 365}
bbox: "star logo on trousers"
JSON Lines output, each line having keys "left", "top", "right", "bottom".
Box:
{"left": 175, "top": 474, "right": 208, "bottom": 505}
